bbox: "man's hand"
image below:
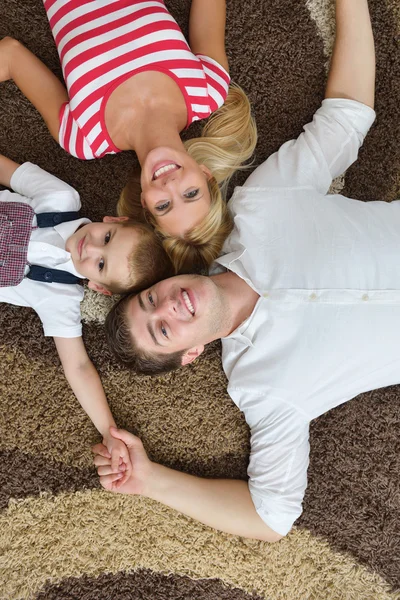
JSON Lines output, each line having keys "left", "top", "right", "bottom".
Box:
{"left": 93, "top": 427, "right": 152, "bottom": 494}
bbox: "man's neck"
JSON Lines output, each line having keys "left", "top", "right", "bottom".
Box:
{"left": 212, "top": 271, "right": 260, "bottom": 336}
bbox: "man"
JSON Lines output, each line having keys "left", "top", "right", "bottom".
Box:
{"left": 93, "top": 0, "right": 388, "bottom": 542}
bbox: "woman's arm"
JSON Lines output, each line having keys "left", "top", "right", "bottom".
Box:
{"left": 54, "top": 336, "right": 131, "bottom": 478}
{"left": 0, "top": 154, "right": 20, "bottom": 188}
{"left": 93, "top": 428, "right": 283, "bottom": 542}
{"left": 325, "top": 0, "right": 375, "bottom": 108}
{"left": 0, "top": 37, "right": 68, "bottom": 142}
{"left": 188, "top": 0, "right": 229, "bottom": 72}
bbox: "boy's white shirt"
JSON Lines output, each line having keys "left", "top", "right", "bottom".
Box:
{"left": 0, "top": 162, "right": 90, "bottom": 337}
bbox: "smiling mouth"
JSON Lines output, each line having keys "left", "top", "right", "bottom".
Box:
{"left": 182, "top": 289, "right": 195, "bottom": 316}
{"left": 78, "top": 236, "right": 85, "bottom": 259}
{"left": 152, "top": 163, "right": 181, "bottom": 181}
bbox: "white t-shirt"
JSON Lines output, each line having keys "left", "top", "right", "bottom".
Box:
{"left": 212, "top": 98, "right": 400, "bottom": 536}
{"left": 0, "top": 162, "right": 89, "bottom": 338}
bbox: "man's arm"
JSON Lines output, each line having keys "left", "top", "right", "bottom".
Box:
{"left": 0, "top": 37, "right": 68, "bottom": 142}
{"left": 54, "top": 337, "right": 131, "bottom": 477}
{"left": 326, "top": 0, "right": 375, "bottom": 108}
{"left": 0, "top": 154, "right": 20, "bottom": 188}
{"left": 244, "top": 0, "right": 375, "bottom": 194}
{"left": 93, "top": 428, "right": 282, "bottom": 542}
{"left": 188, "top": 0, "right": 229, "bottom": 72}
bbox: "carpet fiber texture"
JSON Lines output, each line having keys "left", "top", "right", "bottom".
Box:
{"left": 1, "top": 1, "right": 400, "bottom": 599}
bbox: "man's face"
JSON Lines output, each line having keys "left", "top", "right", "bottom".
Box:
{"left": 125, "top": 274, "right": 231, "bottom": 362}
{"left": 66, "top": 217, "right": 140, "bottom": 293}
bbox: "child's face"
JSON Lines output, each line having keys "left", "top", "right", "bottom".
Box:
{"left": 66, "top": 216, "right": 139, "bottom": 295}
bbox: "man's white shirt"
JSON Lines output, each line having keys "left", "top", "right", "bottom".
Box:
{"left": 213, "top": 98, "right": 400, "bottom": 536}
{"left": 0, "top": 163, "right": 89, "bottom": 338}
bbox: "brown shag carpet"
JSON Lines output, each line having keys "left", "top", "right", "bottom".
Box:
{"left": 1, "top": 1, "right": 400, "bottom": 599}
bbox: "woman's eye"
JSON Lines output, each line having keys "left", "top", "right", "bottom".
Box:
{"left": 184, "top": 188, "right": 199, "bottom": 199}
{"left": 161, "top": 324, "right": 168, "bottom": 338}
{"left": 155, "top": 201, "right": 170, "bottom": 212}
{"left": 148, "top": 292, "right": 154, "bottom": 305}
{"left": 104, "top": 232, "right": 111, "bottom": 244}
{"left": 99, "top": 258, "right": 104, "bottom": 272}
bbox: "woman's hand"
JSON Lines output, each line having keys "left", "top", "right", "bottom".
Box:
{"left": 93, "top": 427, "right": 152, "bottom": 495}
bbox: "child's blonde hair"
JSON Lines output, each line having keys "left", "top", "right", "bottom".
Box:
{"left": 107, "top": 221, "right": 174, "bottom": 294}
{"left": 118, "top": 83, "right": 257, "bottom": 273}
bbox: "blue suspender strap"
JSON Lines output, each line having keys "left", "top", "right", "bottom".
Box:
{"left": 26, "top": 265, "right": 81, "bottom": 285}
{"left": 36, "top": 211, "right": 80, "bottom": 228}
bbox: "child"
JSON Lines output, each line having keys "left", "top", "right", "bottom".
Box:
{"left": 0, "top": 153, "right": 172, "bottom": 477}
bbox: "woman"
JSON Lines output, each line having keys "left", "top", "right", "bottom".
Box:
{"left": 0, "top": 0, "right": 257, "bottom": 272}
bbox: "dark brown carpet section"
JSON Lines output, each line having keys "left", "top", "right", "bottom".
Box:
{"left": 36, "top": 570, "right": 264, "bottom": 600}
{"left": 0, "top": 449, "right": 99, "bottom": 510}
{"left": 299, "top": 387, "right": 400, "bottom": 588}
{"left": 342, "top": 0, "right": 400, "bottom": 202}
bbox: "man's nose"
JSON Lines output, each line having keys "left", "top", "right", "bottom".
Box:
{"left": 155, "top": 296, "right": 178, "bottom": 317}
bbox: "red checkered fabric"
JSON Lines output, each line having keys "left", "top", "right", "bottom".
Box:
{"left": 0, "top": 202, "right": 35, "bottom": 287}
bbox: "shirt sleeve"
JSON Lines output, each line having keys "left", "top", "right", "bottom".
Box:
{"left": 59, "top": 103, "right": 97, "bottom": 160}
{"left": 9, "top": 162, "right": 81, "bottom": 213}
{"left": 34, "top": 284, "right": 83, "bottom": 338}
{"left": 246, "top": 399, "right": 310, "bottom": 536}
{"left": 196, "top": 54, "right": 230, "bottom": 114}
{"left": 244, "top": 98, "right": 376, "bottom": 195}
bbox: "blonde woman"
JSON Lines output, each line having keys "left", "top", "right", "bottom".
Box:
{"left": 0, "top": 1, "right": 257, "bottom": 272}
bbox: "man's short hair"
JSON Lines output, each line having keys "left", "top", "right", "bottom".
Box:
{"left": 105, "top": 293, "right": 186, "bottom": 375}
{"left": 107, "top": 221, "right": 174, "bottom": 294}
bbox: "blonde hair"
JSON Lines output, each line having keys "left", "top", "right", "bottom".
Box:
{"left": 118, "top": 82, "right": 257, "bottom": 272}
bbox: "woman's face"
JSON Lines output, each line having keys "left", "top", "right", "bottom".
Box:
{"left": 140, "top": 147, "right": 212, "bottom": 237}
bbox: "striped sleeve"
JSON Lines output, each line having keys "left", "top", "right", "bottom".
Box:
{"left": 196, "top": 54, "right": 230, "bottom": 114}
{"left": 59, "top": 102, "right": 100, "bottom": 160}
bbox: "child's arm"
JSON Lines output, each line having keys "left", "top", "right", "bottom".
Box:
{"left": 54, "top": 336, "right": 131, "bottom": 478}
{"left": 188, "top": 0, "right": 229, "bottom": 72}
{"left": 325, "top": 0, "right": 375, "bottom": 108}
{"left": 0, "top": 154, "right": 20, "bottom": 188}
{"left": 0, "top": 37, "right": 68, "bottom": 142}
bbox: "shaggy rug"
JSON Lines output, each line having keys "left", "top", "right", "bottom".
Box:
{"left": 1, "top": 1, "right": 399, "bottom": 599}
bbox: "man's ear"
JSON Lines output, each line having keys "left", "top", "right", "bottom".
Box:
{"left": 199, "top": 164, "right": 212, "bottom": 181}
{"left": 181, "top": 346, "right": 204, "bottom": 366}
{"left": 102, "top": 215, "right": 130, "bottom": 223}
{"left": 88, "top": 280, "right": 113, "bottom": 296}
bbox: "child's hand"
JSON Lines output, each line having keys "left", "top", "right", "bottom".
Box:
{"left": 93, "top": 427, "right": 152, "bottom": 495}
{"left": 102, "top": 432, "right": 133, "bottom": 486}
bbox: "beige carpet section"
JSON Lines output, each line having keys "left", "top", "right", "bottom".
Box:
{"left": 80, "top": 287, "right": 119, "bottom": 324}
{"left": 1, "top": 490, "right": 398, "bottom": 600}
{"left": 0, "top": 342, "right": 249, "bottom": 473}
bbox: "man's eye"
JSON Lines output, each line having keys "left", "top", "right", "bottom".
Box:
{"left": 99, "top": 258, "right": 104, "bottom": 272}
{"left": 184, "top": 188, "right": 199, "bottom": 199}
{"left": 148, "top": 292, "right": 154, "bottom": 305}
{"left": 155, "top": 201, "right": 170, "bottom": 212}
{"left": 161, "top": 324, "right": 168, "bottom": 338}
{"left": 104, "top": 232, "right": 111, "bottom": 244}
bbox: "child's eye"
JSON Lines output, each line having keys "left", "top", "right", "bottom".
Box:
{"left": 148, "top": 292, "right": 154, "bottom": 305}
{"left": 161, "top": 324, "right": 168, "bottom": 338}
{"left": 155, "top": 201, "right": 170, "bottom": 212}
{"left": 104, "top": 232, "right": 111, "bottom": 244}
{"left": 99, "top": 258, "right": 104, "bottom": 272}
{"left": 184, "top": 189, "right": 199, "bottom": 199}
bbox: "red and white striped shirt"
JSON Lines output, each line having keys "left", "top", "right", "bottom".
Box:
{"left": 43, "top": 0, "right": 231, "bottom": 160}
